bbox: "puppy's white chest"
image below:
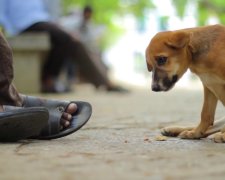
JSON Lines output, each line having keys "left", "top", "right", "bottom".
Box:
{"left": 198, "top": 73, "right": 225, "bottom": 105}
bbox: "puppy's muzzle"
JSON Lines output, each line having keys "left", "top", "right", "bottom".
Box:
{"left": 163, "top": 75, "right": 178, "bottom": 90}
{"left": 151, "top": 73, "right": 178, "bottom": 92}
{"left": 152, "top": 84, "right": 161, "bottom": 92}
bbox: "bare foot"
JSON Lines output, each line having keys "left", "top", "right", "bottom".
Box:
{"left": 60, "top": 103, "right": 77, "bottom": 129}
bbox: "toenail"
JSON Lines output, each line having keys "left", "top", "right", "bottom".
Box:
{"left": 65, "top": 121, "right": 70, "bottom": 127}
{"left": 67, "top": 114, "right": 72, "bottom": 119}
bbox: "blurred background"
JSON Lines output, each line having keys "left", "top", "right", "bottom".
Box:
{"left": 1, "top": 0, "right": 225, "bottom": 93}
{"left": 59, "top": 0, "right": 225, "bottom": 89}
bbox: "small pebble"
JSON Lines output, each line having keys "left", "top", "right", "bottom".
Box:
{"left": 155, "top": 135, "right": 168, "bottom": 141}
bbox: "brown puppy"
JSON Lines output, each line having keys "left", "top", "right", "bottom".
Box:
{"left": 145, "top": 24, "right": 225, "bottom": 143}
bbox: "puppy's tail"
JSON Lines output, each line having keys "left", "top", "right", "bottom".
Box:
{"left": 205, "top": 116, "right": 225, "bottom": 136}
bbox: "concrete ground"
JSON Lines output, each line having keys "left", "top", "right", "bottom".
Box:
{"left": 1, "top": 85, "right": 225, "bottom": 180}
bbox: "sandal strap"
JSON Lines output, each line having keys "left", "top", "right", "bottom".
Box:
{"left": 40, "top": 106, "right": 63, "bottom": 136}
{"left": 21, "top": 94, "right": 70, "bottom": 136}
{"left": 21, "top": 95, "right": 69, "bottom": 108}
{"left": 3, "top": 105, "right": 23, "bottom": 111}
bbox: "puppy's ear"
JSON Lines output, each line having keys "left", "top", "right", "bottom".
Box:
{"left": 146, "top": 62, "right": 153, "bottom": 72}
{"left": 145, "top": 50, "right": 153, "bottom": 72}
{"left": 165, "top": 31, "right": 190, "bottom": 49}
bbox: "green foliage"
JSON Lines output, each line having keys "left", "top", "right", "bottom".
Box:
{"left": 63, "top": 0, "right": 154, "bottom": 49}
{"left": 63, "top": 0, "right": 225, "bottom": 48}
{"left": 198, "top": 5, "right": 210, "bottom": 25}
{"left": 171, "top": 0, "right": 189, "bottom": 17}
{"left": 63, "top": 0, "right": 154, "bottom": 23}
{"left": 172, "top": 0, "right": 225, "bottom": 25}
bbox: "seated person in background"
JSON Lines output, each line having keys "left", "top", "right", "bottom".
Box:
{"left": 0, "top": 0, "right": 128, "bottom": 93}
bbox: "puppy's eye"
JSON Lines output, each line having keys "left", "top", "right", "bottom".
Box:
{"left": 156, "top": 56, "right": 167, "bottom": 66}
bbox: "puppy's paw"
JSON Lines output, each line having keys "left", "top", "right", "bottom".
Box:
{"left": 178, "top": 130, "right": 202, "bottom": 139}
{"left": 213, "top": 132, "right": 225, "bottom": 143}
{"left": 161, "top": 127, "right": 185, "bottom": 137}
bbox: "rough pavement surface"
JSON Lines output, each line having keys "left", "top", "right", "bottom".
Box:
{"left": 1, "top": 85, "right": 225, "bottom": 180}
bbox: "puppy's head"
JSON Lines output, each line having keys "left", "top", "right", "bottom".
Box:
{"left": 146, "top": 30, "right": 191, "bottom": 92}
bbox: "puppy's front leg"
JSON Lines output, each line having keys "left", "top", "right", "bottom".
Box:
{"left": 179, "top": 86, "right": 218, "bottom": 139}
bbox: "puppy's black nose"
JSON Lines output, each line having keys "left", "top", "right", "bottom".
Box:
{"left": 152, "top": 84, "right": 161, "bottom": 92}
